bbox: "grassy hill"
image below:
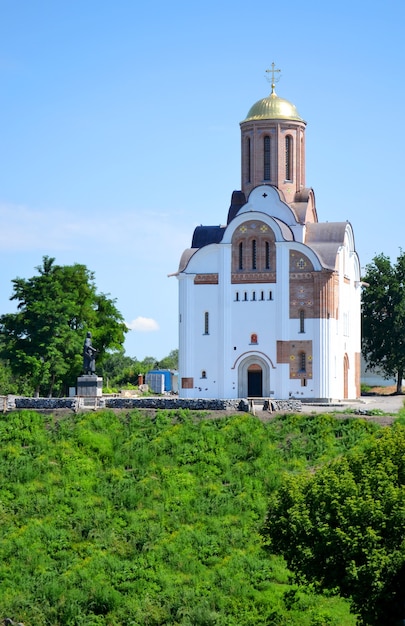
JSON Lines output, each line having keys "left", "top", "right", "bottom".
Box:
{"left": 0, "top": 408, "right": 385, "bottom": 625}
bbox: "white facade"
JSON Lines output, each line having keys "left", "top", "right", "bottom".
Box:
{"left": 174, "top": 83, "right": 361, "bottom": 401}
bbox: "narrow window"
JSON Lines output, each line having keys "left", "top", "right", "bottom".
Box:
{"left": 300, "top": 352, "right": 306, "bottom": 372}
{"left": 285, "top": 135, "right": 292, "bottom": 181}
{"left": 260, "top": 290, "right": 265, "bottom": 301}
{"left": 269, "top": 290, "right": 273, "bottom": 300}
{"left": 299, "top": 310, "right": 305, "bottom": 333}
{"left": 252, "top": 239, "right": 257, "bottom": 269}
{"left": 247, "top": 137, "right": 251, "bottom": 183}
{"left": 252, "top": 291, "right": 256, "bottom": 301}
{"left": 265, "top": 241, "right": 270, "bottom": 269}
{"left": 235, "top": 291, "right": 239, "bottom": 301}
{"left": 301, "top": 378, "right": 307, "bottom": 387}
{"left": 264, "top": 136, "right": 271, "bottom": 180}
{"left": 244, "top": 291, "right": 248, "bottom": 301}
{"left": 204, "top": 311, "right": 209, "bottom": 335}
{"left": 239, "top": 242, "right": 243, "bottom": 270}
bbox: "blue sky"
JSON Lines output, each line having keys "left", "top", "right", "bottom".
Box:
{"left": 0, "top": 0, "right": 404, "bottom": 360}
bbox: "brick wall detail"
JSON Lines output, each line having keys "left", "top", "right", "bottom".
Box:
{"left": 194, "top": 274, "right": 219, "bottom": 285}
{"left": 231, "top": 220, "right": 276, "bottom": 284}
{"left": 277, "top": 340, "right": 313, "bottom": 379}
{"left": 289, "top": 251, "right": 339, "bottom": 319}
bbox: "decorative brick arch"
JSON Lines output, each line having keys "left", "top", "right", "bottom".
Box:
{"left": 231, "top": 220, "right": 276, "bottom": 282}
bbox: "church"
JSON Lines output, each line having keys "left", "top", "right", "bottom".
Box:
{"left": 173, "top": 68, "right": 361, "bottom": 402}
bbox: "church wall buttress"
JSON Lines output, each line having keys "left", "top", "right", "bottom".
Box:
{"left": 312, "top": 271, "right": 339, "bottom": 319}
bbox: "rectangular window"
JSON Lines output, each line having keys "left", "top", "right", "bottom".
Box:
{"left": 181, "top": 377, "right": 194, "bottom": 389}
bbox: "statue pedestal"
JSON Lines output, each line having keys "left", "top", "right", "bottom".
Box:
{"left": 77, "top": 375, "right": 103, "bottom": 397}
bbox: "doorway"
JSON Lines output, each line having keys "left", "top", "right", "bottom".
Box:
{"left": 248, "top": 365, "right": 263, "bottom": 397}
{"left": 238, "top": 356, "right": 270, "bottom": 398}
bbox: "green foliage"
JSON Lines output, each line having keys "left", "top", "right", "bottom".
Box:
{"left": 99, "top": 352, "right": 139, "bottom": 387}
{"left": 362, "top": 251, "right": 405, "bottom": 392}
{"left": 0, "top": 257, "right": 127, "bottom": 396}
{"left": 0, "top": 358, "right": 30, "bottom": 395}
{"left": 100, "top": 349, "right": 178, "bottom": 389}
{"left": 265, "top": 423, "right": 405, "bottom": 625}
{"left": 158, "top": 348, "right": 179, "bottom": 370}
{"left": 0, "top": 410, "right": 370, "bottom": 625}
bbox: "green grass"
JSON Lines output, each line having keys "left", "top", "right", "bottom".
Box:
{"left": 0, "top": 409, "right": 381, "bottom": 625}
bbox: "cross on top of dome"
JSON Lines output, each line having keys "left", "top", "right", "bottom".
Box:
{"left": 265, "top": 62, "right": 281, "bottom": 94}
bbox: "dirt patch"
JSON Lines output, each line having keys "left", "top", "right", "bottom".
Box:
{"left": 364, "top": 385, "right": 395, "bottom": 395}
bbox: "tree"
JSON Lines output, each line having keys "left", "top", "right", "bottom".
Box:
{"left": 99, "top": 352, "right": 139, "bottom": 388}
{"left": 264, "top": 425, "right": 405, "bottom": 626}
{"left": 0, "top": 257, "right": 127, "bottom": 396}
{"left": 159, "top": 348, "right": 178, "bottom": 370}
{"left": 362, "top": 252, "right": 405, "bottom": 393}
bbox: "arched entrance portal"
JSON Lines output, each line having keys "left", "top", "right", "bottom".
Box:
{"left": 238, "top": 355, "right": 271, "bottom": 398}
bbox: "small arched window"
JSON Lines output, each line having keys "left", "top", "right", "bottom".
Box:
{"left": 299, "top": 310, "right": 305, "bottom": 333}
{"left": 251, "top": 333, "right": 258, "bottom": 344}
{"left": 265, "top": 241, "right": 270, "bottom": 269}
{"left": 201, "top": 370, "right": 207, "bottom": 379}
{"left": 252, "top": 239, "right": 257, "bottom": 270}
{"left": 239, "top": 242, "right": 243, "bottom": 270}
{"left": 285, "top": 135, "right": 293, "bottom": 181}
{"left": 204, "top": 312, "right": 209, "bottom": 335}
{"left": 264, "top": 136, "right": 271, "bottom": 180}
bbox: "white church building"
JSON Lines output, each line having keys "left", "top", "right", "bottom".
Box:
{"left": 173, "top": 71, "right": 361, "bottom": 402}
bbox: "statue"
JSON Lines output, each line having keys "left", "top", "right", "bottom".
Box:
{"left": 83, "top": 331, "right": 98, "bottom": 375}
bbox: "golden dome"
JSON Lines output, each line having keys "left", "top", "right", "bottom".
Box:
{"left": 243, "top": 88, "right": 305, "bottom": 123}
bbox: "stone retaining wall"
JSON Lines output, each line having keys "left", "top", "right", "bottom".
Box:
{"left": 104, "top": 397, "right": 250, "bottom": 412}
{"left": 1, "top": 396, "right": 302, "bottom": 413}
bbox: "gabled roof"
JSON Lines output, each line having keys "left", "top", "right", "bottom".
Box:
{"left": 305, "top": 222, "right": 348, "bottom": 270}
{"left": 191, "top": 225, "right": 225, "bottom": 248}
